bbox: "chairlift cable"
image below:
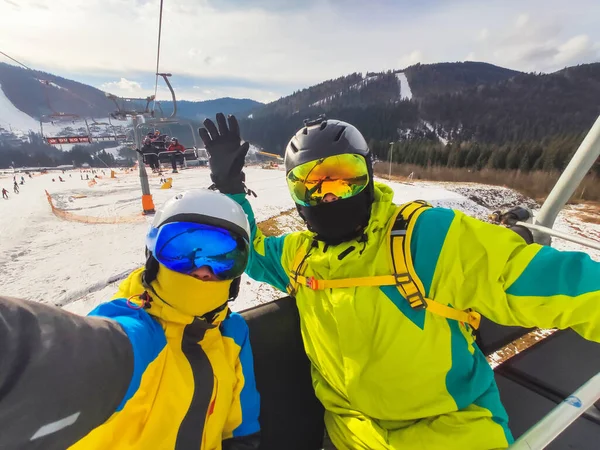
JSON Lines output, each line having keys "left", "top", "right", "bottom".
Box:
{"left": 0, "top": 50, "right": 33, "bottom": 71}
{"left": 152, "top": 0, "right": 165, "bottom": 112}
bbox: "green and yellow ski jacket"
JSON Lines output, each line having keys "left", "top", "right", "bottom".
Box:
{"left": 232, "top": 182, "right": 600, "bottom": 450}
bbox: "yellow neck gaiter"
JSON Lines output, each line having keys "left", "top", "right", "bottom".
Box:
{"left": 148, "top": 265, "right": 232, "bottom": 319}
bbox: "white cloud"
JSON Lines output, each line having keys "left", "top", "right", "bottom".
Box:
{"left": 188, "top": 48, "right": 202, "bottom": 58}
{"left": 465, "top": 52, "right": 477, "bottom": 61}
{"left": 554, "top": 34, "right": 597, "bottom": 65}
{"left": 101, "top": 78, "right": 143, "bottom": 94}
{"left": 399, "top": 50, "right": 423, "bottom": 68}
{"left": 477, "top": 28, "right": 490, "bottom": 41}
{"left": 515, "top": 13, "right": 530, "bottom": 29}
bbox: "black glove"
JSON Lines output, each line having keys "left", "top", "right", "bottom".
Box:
{"left": 489, "top": 206, "right": 534, "bottom": 244}
{"left": 199, "top": 113, "right": 252, "bottom": 195}
{"left": 489, "top": 206, "right": 532, "bottom": 226}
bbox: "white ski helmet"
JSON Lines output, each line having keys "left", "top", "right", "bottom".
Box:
{"left": 143, "top": 189, "right": 250, "bottom": 298}
{"left": 150, "top": 189, "right": 250, "bottom": 242}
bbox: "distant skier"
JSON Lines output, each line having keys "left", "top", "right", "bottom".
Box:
{"left": 2, "top": 188, "right": 8, "bottom": 199}
{"left": 0, "top": 190, "right": 260, "bottom": 449}
{"left": 13, "top": 181, "right": 19, "bottom": 194}
{"left": 59, "top": 176, "right": 64, "bottom": 182}
{"left": 20, "top": 176, "right": 24, "bottom": 184}
{"left": 202, "top": 112, "right": 600, "bottom": 450}
{"left": 167, "top": 137, "right": 185, "bottom": 173}
{"left": 86, "top": 174, "right": 89, "bottom": 180}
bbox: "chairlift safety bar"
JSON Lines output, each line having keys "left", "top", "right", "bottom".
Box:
{"left": 509, "top": 115, "right": 600, "bottom": 448}
{"left": 533, "top": 115, "right": 600, "bottom": 245}
{"left": 509, "top": 372, "right": 600, "bottom": 449}
{"left": 517, "top": 221, "right": 600, "bottom": 251}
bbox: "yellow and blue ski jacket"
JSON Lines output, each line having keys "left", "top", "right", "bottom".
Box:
{"left": 70, "top": 268, "right": 261, "bottom": 450}
{"left": 232, "top": 182, "right": 600, "bottom": 450}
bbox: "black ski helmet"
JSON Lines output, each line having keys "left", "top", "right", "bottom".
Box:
{"left": 284, "top": 116, "right": 375, "bottom": 244}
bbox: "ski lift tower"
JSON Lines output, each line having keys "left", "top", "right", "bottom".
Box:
{"left": 106, "top": 92, "right": 156, "bottom": 214}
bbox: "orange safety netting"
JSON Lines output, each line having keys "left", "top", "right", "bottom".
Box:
{"left": 45, "top": 190, "right": 146, "bottom": 224}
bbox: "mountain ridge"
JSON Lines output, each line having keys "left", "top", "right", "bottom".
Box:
{"left": 239, "top": 61, "right": 600, "bottom": 176}
{"left": 1, "top": 60, "right": 599, "bottom": 176}
{"left": 0, "top": 62, "right": 264, "bottom": 133}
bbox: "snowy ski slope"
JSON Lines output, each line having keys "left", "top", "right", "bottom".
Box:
{"left": 0, "top": 166, "right": 598, "bottom": 316}
{"left": 0, "top": 83, "right": 40, "bottom": 133}
{"left": 395, "top": 72, "right": 412, "bottom": 100}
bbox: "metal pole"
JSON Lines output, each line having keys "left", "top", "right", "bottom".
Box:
{"left": 516, "top": 221, "right": 600, "bottom": 251}
{"left": 84, "top": 119, "right": 92, "bottom": 143}
{"left": 132, "top": 116, "right": 154, "bottom": 214}
{"left": 510, "top": 373, "right": 600, "bottom": 450}
{"left": 534, "top": 115, "right": 600, "bottom": 245}
{"left": 388, "top": 142, "right": 394, "bottom": 180}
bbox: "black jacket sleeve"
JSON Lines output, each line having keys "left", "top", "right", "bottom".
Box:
{"left": 0, "top": 296, "right": 134, "bottom": 450}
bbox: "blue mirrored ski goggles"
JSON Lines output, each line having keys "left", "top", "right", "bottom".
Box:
{"left": 146, "top": 222, "right": 249, "bottom": 280}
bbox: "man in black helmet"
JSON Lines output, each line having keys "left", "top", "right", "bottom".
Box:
{"left": 201, "top": 113, "right": 600, "bottom": 450}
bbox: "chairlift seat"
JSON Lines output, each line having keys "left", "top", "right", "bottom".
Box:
{"left": 240, "top": 297, "right": 600, "bottom": 450}
{"left": 157, "top": 151, "right": 184, "bottom": 164}
{"left": 183, "top": 148, "right": 198, "bottom": 161}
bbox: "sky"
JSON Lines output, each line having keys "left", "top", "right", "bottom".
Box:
{"left": 1, "top": 0, "right": 599, "bottom": 103}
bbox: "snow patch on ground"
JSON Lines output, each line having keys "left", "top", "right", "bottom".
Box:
{"left": 102, "top": 146, "right": 122, "bottom": 158}
{"left": 422, "top": 120, "right": 448, "bottom": 146}
{"left": 395, "top": 72, "right": 412, "bottom": 100}
{"left": 37, "top": 79, "right": 69, "bottom": 92}
{"left": 310, "top": 75, "right": 381, "bottom": 107}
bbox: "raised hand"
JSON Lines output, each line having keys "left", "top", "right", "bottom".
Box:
{"left": 199, "top": 113, "right": 251, "bottom": 194}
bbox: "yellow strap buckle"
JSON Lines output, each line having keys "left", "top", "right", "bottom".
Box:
{"left": 466, "top": 310, "right": 482, "bottom": 330}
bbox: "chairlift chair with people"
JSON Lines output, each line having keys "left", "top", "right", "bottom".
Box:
{"left": 135, "top": 73, "right": 202, "bottom": 169}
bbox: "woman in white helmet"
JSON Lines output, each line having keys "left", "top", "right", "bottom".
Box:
{"left": 0, "top": 189, "right": 261, "bottom": 450}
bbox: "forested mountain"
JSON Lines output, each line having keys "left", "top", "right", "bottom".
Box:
{"left": 403, "top": 61, "right": 521, "bottom": 97}
{"left": 2, "top": 59, "right": 599, "bottom": 174}
{"left": 241, "top": 62, "right": 600, "bottom": 175}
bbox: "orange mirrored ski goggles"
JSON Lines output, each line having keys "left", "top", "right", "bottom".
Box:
{"left": 286, "top": 153, "right": 370, "bottom": 207}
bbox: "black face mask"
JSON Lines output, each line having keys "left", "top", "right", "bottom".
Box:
{"left": 297, "top": 188, "right": 373, "bottom": 245}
